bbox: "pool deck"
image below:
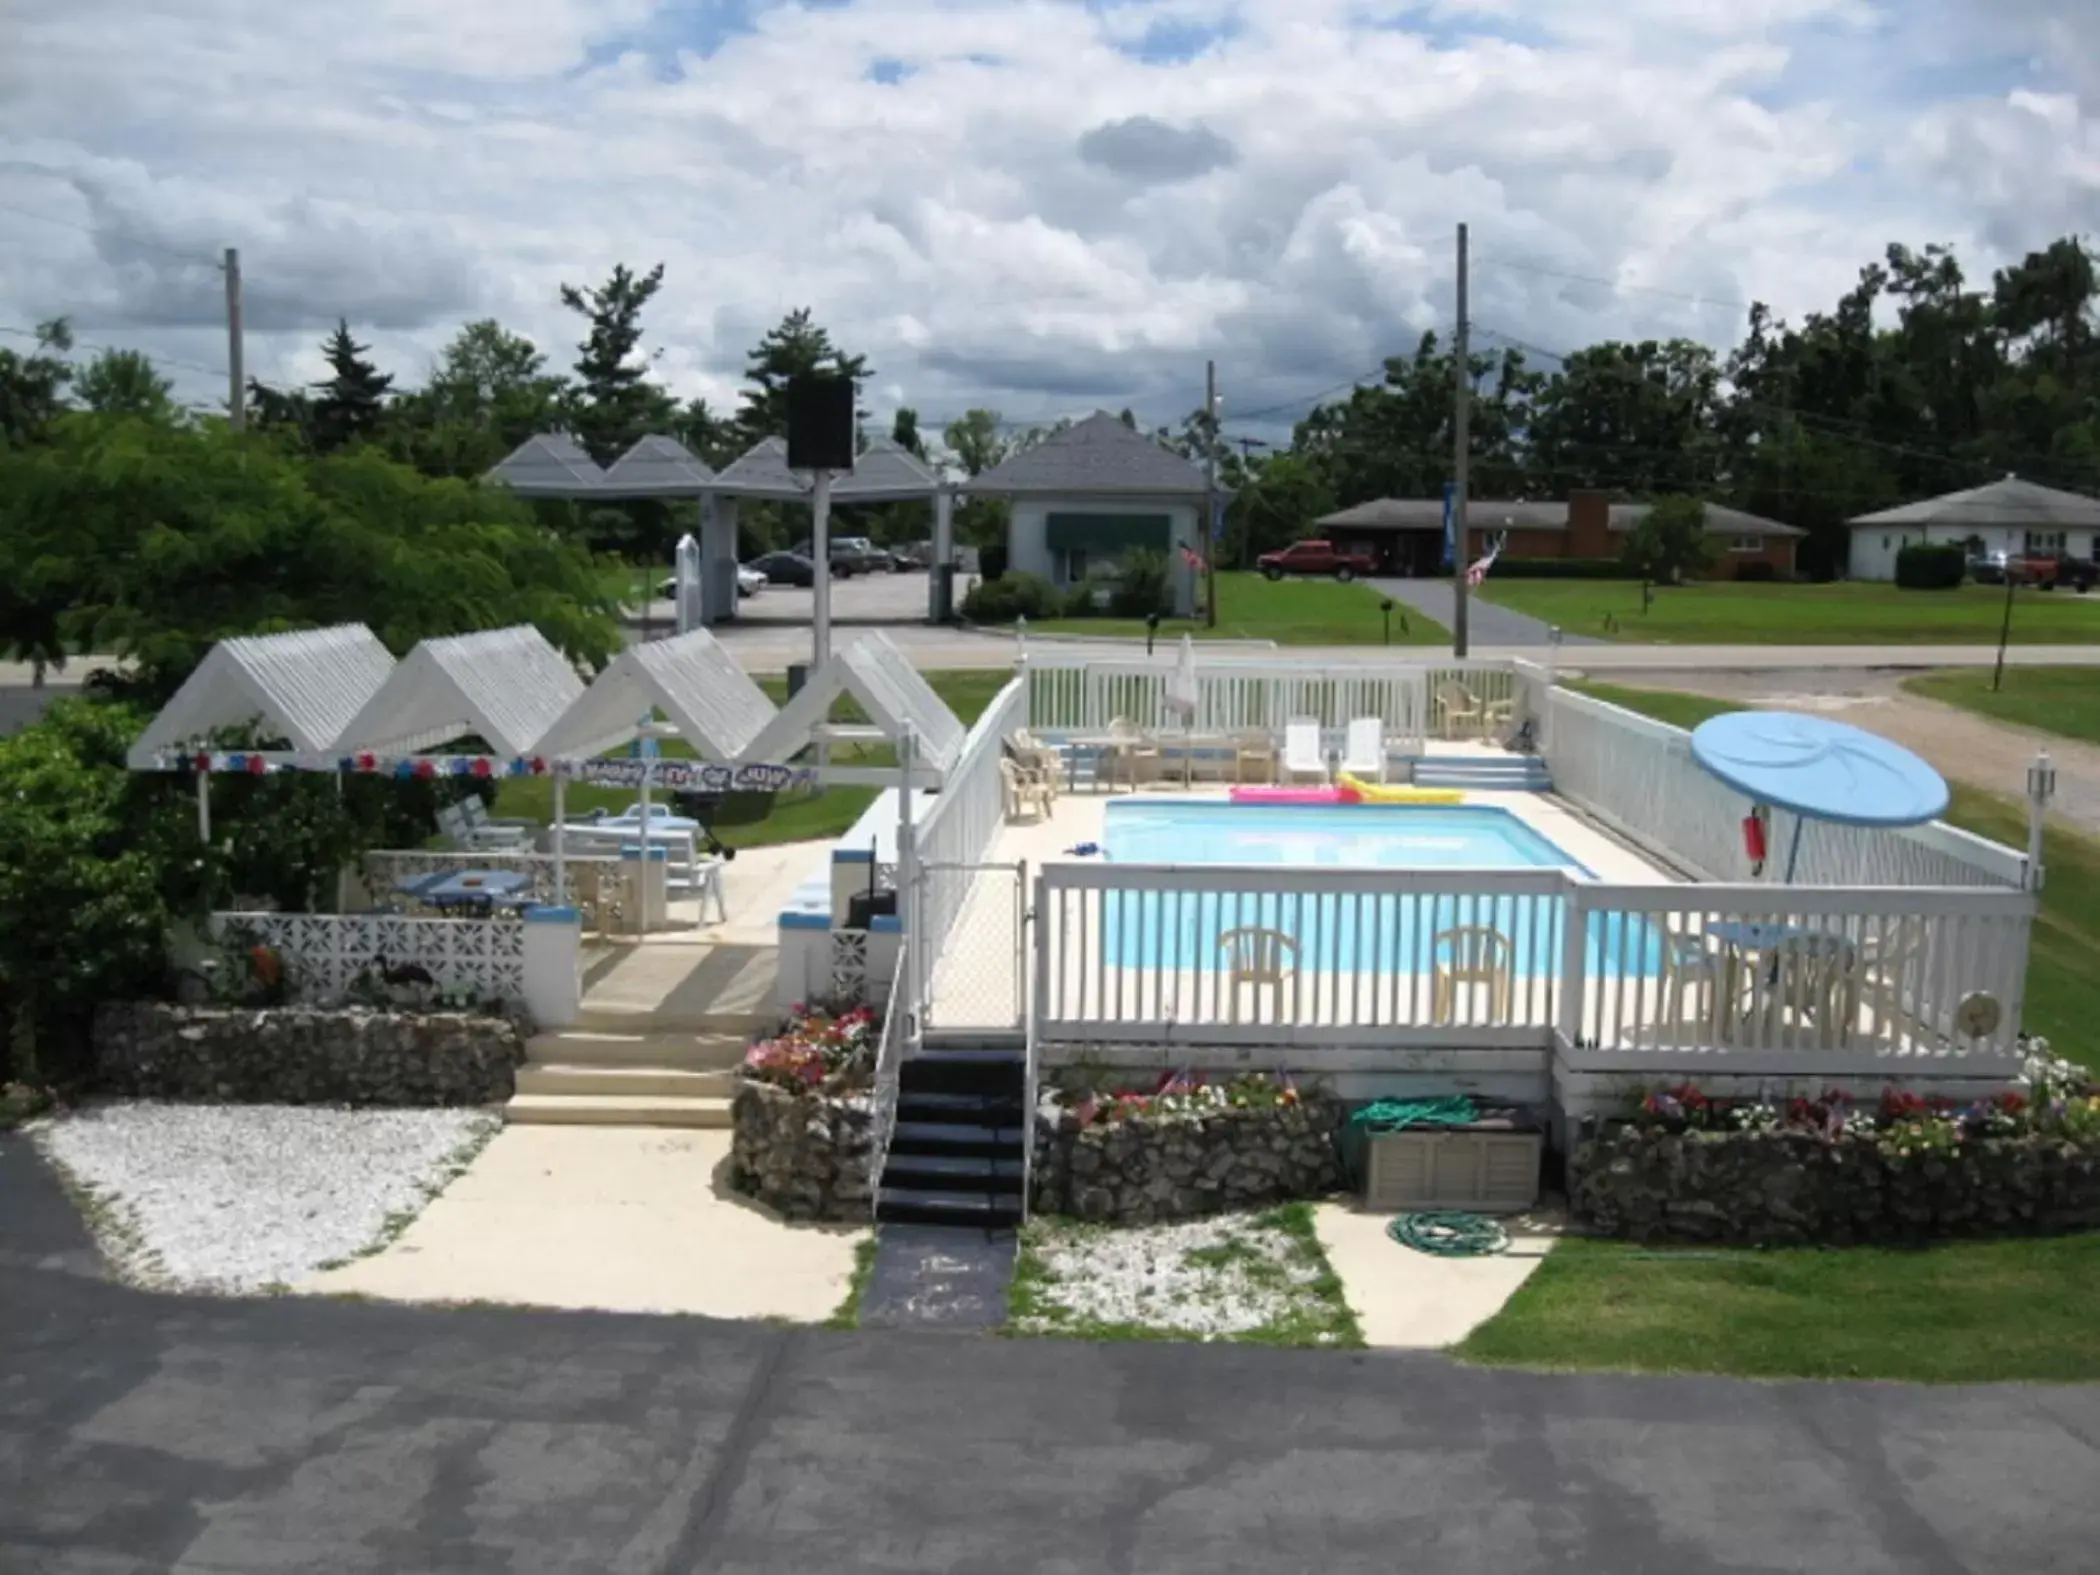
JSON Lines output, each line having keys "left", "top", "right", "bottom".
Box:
{"left": 924, "top": 769, "right": 1679, "bottom": 1034}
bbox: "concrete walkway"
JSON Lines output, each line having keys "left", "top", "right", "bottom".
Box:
{"left": 1372, "top": 576, "right": 1600, "bottom": 648}
{"left": 305, "top": 1126, "right": 865, "bottom": 1320}
{"left": 1314, "top": 1203, "right": 1560, "bottom": 1348}
{"left": 9, "top": 1196, "right": 2100, "bottom": 1573}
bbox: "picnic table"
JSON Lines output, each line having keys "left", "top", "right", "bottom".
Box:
{"left": 394, "top": 868, "right": 535, "bottom": 916}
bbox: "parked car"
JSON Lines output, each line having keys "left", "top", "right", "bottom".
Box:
{"left": 788, "top": 539, "right": 866, "bottom": 576}
{"left": 890, "top": 540, "right": 935, "bottom": 570}
{"left": 2018, "top": 552, "right": 2099, "bottom": 592}
{"left": 833, "top": 536, "right": 889, "bottom": 573}
{"left": 751, "top": 551, "right": 817, "bottom": 587}
{"left": 1256, "top": 539, "right": 1378, "bottom": 582}
{"left": 657, "top": 565, "right": 766, "bottom": 601}
{"left": 1966, "top": 552, "right": 2006, "bottom": 585}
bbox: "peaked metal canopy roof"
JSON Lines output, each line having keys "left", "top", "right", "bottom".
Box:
{"left": 712, "top": 436, "right": 813, "bottom": 501}
{"left": 736, "top": 633, "right": 965, "bottom": 770}
{"left": 832, "top": 436, "right": 942, "bottom": 502}
{"left": 529, "top": 629, "right": 777, "bottom": 763}
{"left": 970, "top": 410, "right": 1211, "bottom": 497}
{"left": 331, "top": 626, "right": 587, "bottom": 759}
{"left": 599, "top": 435, "right": 716, "bottom": 498}
{"left": 1848, "top": 475, "right": 2100, "bottom": 530}
{"left": 484, "top": 433, "right": 607, "bottom": 497}
{"left": 128, "top": 624, "right": 397, "bottom": 767}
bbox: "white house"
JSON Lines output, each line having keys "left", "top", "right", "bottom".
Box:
{"left": 968, "top": 411, "right": 1215, "bottom": 617}
{"left": 1847, "top": 476, "right": 2100, "bottom": 580}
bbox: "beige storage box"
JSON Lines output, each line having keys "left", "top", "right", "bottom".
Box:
{"left": 1363, "top": 1128, "right": 1543, "bottom": 1214}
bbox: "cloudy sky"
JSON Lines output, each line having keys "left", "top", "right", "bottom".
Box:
{"left": 2, "top": 0, "right": 2095, "bottom": 442}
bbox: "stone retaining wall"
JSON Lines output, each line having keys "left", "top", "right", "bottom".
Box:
{"left": 1572, "top": 1124, "right": 2100, "bottom": 1245}
{"left": 730, "top": 1079, "right": 874, "bottom": 1223}
{"left": 93, "top": 1002, "right": 525, "bottom": 1106}
{"left": 1031, "top": 1096, "right": 1346, "bottom": 1224}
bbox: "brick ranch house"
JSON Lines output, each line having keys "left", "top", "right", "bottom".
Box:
{"left": 1310, "top": 491, "right": 1804, "bottom": 580}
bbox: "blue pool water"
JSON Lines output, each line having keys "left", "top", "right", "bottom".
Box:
{"left": 1097, "top": 800, "right": 1660, "bottom": 977}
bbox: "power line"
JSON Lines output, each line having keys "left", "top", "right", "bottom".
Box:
{"left": 1472, "top": 255, "right": 1756, "bottom": 316}
{"left": 0, "top": 196, "right": 227, "bottom": 270}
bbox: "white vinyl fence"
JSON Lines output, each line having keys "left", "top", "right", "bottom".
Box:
{"left": 1023, "top": 656, "right": 1520, "bottom": 749}
{"left": 912, "top": 676, "right": 1026, "bottom": 963}
{"left": 1542, "top": 686, "right": 2024, "bottom": 888}
{"left": 1035, "top": 863, "right": 2030, "bottom": 1073}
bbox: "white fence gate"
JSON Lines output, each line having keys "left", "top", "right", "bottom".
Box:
{"left": 918, "top": 859, "right": 1029, "bottom": 1032}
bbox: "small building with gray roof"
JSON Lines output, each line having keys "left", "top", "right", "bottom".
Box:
{"left": 968, "top": 411, "right": 1216, "bottom": 616}
{"left": 1846, "top": 476, "right": 2100, "bottom": 581}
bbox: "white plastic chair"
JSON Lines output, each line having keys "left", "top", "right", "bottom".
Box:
{"left": 1341, "top": 717, "right": 1385, "bottom": 782}
{"left": 1282, "top": 718, "right": 1325, "bottom": 783}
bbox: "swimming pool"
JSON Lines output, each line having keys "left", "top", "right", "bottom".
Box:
{"left": 1103, "top": 801, "right": 1586, "bottom": 873}
{"left": 1095, "top": 800, "right": 1658, "bottom": 977}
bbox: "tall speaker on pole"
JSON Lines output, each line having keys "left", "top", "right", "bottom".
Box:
{"left": 786, "top": 373, "right": 857, "bottom": 678}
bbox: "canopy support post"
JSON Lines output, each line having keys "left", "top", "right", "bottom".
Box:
{"left": 553, "top": 773, "right": 567, "bottom": 908}
{"left": 196, "top": 771, "right": 212, "bottom": 844}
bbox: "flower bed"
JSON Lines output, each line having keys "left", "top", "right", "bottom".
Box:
{"left": 1573, "top": 1046, "right": 2100, "bottom": 1245}
{"left": 1031, "top": 1072, "right": 1346, "bottom": 1225}
{"left": 729, "top": 1002, "right": 879, "bottom": 1223}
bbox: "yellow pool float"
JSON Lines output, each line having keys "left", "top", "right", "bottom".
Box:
{"left": 1337, "top": 773, "right": 1466, "bottom": 805}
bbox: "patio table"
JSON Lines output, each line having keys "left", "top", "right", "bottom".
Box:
{"left": 403, "top": 868, "right": 536, "bottom": 917}
{"left": 1707, "top": 921, "right": 1857, "bottom": 1042}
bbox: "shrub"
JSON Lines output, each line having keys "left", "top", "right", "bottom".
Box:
{"left": 1058, "top": 583, "right": 1100, "bottom": 618}
{"left": 1489, "top": 558, "right": 1627, "bottom": 580}
{"left": 1109, "top": 546, "right": 1173, "bottom": 619}
{"left": 977, "top": 541, "right": 1009, "bottom": 583}
{"left": 961, "top": 572, "right": 1059, "bottom": 624}
{"left": 1895, "top": 543, "right": 1966, "bottom": 590}
{"left": 1734, "top": 560, "right": 1779, "bottom": 583}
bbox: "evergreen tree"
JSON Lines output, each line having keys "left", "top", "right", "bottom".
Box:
{"left": 310, "top": 320, "right": 394, "bottom": 453}
{"left": 558, "top": 262, "right": 676, "bottom": 466}
{"left": 737, "top": 308, "right": 872, "bottom": 443}
{"left": 890, "top": 406, "right": 924, "bottom": 457}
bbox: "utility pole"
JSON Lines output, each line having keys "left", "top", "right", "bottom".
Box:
{"left": 1452, "top": 222, "right": 1471, "bottom": 659}
{"left": 1204, "top": 359, "right": 1220, "bottom": 629}
{"left": 223, "top": 247, "right": 245, "bottom": 431}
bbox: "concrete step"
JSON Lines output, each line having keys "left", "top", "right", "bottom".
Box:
{"left": 525, "top": 1029, "right": 749, "bottom": 1070}
{"left": 515, "top": 1064, "right": 738, "bottom": 1098}
{"left": 571, "top": 1005, "right": 775, "bottom": 1035}
{"left": 503, "top": 1092, "right": 733, "bottom": 1129}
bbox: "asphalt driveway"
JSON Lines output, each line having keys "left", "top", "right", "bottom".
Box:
{"left": 1373, "top": 576, "right": 1600, "bottom": 648}
{"left": 4, "top": 1134, "right": 2098, "bottom": 1574}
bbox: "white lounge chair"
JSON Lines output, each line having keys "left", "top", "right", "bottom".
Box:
{"left": 1341, "top": 717, "right": 1385, "bottom": 782}
{"left": 1282, "top": 718, "right": 1326, "bottom": 783}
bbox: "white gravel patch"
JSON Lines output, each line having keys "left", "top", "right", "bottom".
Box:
{"left": 34, "top": 1101, "right": 497, "bottom": 1294}
{"left": 1016, "top": 1210, "right": 1345, "bottom": 1342}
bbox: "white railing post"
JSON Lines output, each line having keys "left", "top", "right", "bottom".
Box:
{"left": 897, "top": 726, "right": 921, "bottom": 1036}
{"left": 1558, "top": 881, "right": 1588, "bottom": 1054}
{"left": 2026, "top": 751, "right": 2055, "bottom": 893}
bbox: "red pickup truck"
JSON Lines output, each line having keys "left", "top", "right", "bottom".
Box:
{"left": 1257, "top": 539, "right": 1378, "bottom": 582}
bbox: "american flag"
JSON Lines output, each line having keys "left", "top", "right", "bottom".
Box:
{"left": 1465, "top": 532, "right": 1506, "bottom": 588}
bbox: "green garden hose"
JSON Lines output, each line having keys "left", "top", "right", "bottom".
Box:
{"left": 1388, "top": 1212, "right": 1511, "bottom": 1257}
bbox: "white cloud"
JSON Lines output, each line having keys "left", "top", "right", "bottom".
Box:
{"left": 1, "top": 0, "right": 2094, "bottom": 439}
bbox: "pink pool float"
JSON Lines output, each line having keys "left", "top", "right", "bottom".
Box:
{"left": 1227, "top": 784, "right": 1361, "bottom": 805}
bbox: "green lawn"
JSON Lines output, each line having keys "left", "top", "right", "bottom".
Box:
{"left": 489, "top": 669, "right": 1009, "bottom": 849}
{"left": 1481, "top": 578, "right": 2100, "bottom": 643}
{"left": 1460, "top": 678, "right": 2100, "bottom": 1383}
{"left": 1458, "top": 1234, "right": 2100, "bottom": 1383}
{"left": 1904, "top": 666, "right": 2100, "bottom": 747}
{"left": 1026, "top": 572, "right": 1448, "bottom": 645}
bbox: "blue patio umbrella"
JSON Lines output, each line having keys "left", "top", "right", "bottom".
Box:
{"left": 1689, "top": 711, "right": 1949, "bottom": 880}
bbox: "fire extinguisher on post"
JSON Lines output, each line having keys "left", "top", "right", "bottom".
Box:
{"left": 1742, "top": 807, "right": 1769, "bottom": 877}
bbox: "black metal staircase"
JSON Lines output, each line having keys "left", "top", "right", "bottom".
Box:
{"left": 875, "top": 1046, "right": 1027, "bottom": 1228}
